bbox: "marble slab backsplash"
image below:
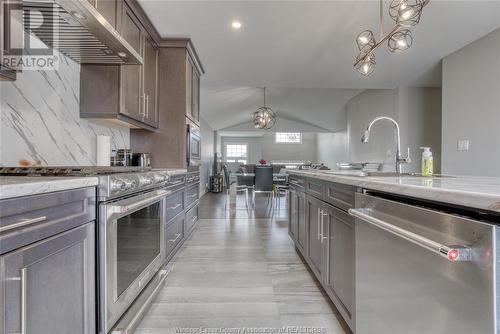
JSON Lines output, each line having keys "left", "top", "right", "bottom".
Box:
{"left": 0, "top": 48, "right": 129, "bottom": 167}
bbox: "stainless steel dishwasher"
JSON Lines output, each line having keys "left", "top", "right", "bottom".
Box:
{"left": 350, "top": 192, "right": 497, "bottom": 334}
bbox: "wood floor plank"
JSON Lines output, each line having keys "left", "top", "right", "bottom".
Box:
{"left": 136, "top": 194, "right": 348, "bottom": 334}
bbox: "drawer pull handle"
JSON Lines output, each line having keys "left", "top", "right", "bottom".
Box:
{"left": 167, "top": 203, "right": 182, "bottom": 211}
{"left": 21, "top": 268, "right": 27, "bottom": 334}
{"left": 168, "top": 233, "right": 182, "bottom": 243}
{"left": 187, "top": 194, "right": 197, "bottom": 199}
{"left": 0, "top": 216, "right": 47, "bottom": 233}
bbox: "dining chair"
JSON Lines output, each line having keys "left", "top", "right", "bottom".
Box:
{"left": 253, "top": 165, "right": 274, "bottom": 208}
{"left": 222, "top": 164, "right": 249, "bottom": 209}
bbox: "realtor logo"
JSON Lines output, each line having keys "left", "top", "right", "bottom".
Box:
{"left": 1, "top": 0, "right": 59, "bottom": 71}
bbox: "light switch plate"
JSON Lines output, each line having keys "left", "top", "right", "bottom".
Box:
{"left": 457, "top": 139, "right": 469, "bottom": 151}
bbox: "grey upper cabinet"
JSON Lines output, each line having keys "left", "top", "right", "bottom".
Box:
{"left": 323, "top": 203, "right": 355, "bottom": 327}
{"left": 0, "top": 0, "right": 22, "bottom": 81}
{"left": 192, "top": 68, "right": 200, "bottom": 124}
{"left": 120, "top": 3, "right": 144, "bottom": 123}
{"left": 185, "top": 58, "right": 201, "bottom": 125}
{"left": 142, "top": 34, "right": 159, "bottom": 127}
{"left": 94, "top": 0, "right": 120, "bottom": 29}
{"left": 0, "top": 223, "right": 95, "bottom": 334}
{"left": 186, "top": 58, "right": 193, "bottom": 121}
{"left": 80, "top": 2, "right": 159, "bottom": 131}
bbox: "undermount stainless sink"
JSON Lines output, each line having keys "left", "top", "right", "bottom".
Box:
{"left": 321, "top": 171, "right": 451, "bottom": 178}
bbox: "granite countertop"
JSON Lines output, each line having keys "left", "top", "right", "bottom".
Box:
{"left": 288, "top": 170, "right": 500, "bottom": 213}
{"left": 0, "top": 176, "right": 99, "bottom": 200}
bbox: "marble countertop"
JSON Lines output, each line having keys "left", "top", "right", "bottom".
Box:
{"left": 0, "top": 176, "right": 99, "bottom": 200}
{"left": 0, "top": 168, "right": 190, "bottom": 200}
{"left": 288, "top": 170, "right": 500, "bottom": 213}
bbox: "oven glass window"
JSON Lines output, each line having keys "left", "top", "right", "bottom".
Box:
{"left": 191, "top": 137, "right": 201, "bottom": 158}
{"left": 116, "top": 201, "right": 161, "bottom": 297}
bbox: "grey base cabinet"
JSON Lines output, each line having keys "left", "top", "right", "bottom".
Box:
{"left": 305, "top": 195, "right": 326, "bottom": 280}
{"left": 0, "top": 223, "right": 95, "bottom": 334}
{"left": 288, "top": 188, "right": 306, "bottom": 253}
{"left": 323, "top": 204, "right": 355, "bottom": 325}
{"left": 163, "top": 175, "right": 200, "bottom": 264}
{"left": 289, "top": 177, "right": 355, "bottom": 331}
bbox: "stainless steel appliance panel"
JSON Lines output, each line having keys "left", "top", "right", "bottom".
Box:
{"left": 186, "top": 123, "right": 201, "bottom": 166}
{"left": 100, "top": 188, "right": 168, "bottom": 333}
{"left": 353, "top": 193, "right": 496, "bottom": 334}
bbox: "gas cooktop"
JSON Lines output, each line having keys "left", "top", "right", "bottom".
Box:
{"left": 0, "top": 166, "right": 151, "bottom": 176}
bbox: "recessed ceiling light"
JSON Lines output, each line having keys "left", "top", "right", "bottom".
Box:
{"left": 231, "top": 21, "right": 242, "bottom": 29}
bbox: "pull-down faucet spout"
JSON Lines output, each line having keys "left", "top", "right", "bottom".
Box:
{"left": 361, "top": 116, "right": 410, "bottom": 174}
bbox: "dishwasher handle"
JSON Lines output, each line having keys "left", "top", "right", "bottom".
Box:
{"left": 349, "top": 208, "right": 471, "bottom": 262}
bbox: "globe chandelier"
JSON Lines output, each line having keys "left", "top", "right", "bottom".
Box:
{"left": 253, "top": 87, "right": 276, "bottom": 130}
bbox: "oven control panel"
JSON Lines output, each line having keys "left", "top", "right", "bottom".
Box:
{"left": 100, "top": 171, "right": 173, "bottom": 199}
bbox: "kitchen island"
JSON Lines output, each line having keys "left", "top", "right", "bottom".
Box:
{"left": 288, "top": 170, "right": 500, "bottom": 214}
{"left": 286, "top": 169, "right": 500, "bottom": 334}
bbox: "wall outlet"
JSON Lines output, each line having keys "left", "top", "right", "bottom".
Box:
{"left": 457, "top": 139, "right": 469, "bottom": 151}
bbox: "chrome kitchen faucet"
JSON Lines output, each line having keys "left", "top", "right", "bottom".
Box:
{"left": 361, "top": 116, "right": 410, "bottom": 174}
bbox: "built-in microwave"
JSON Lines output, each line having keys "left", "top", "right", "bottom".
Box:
{"left": 187, "top": 122, "right": 201, "bottom": 166}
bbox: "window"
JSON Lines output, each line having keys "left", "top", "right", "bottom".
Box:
{"left": 225, "top": 144, "right": 247, "bottom": 164}
{"left": 275, "top": 132, "right": 302, "bottom": 144}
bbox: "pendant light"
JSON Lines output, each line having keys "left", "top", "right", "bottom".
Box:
{"left": 354, "top": 0, "right": 430, "bottom": 76}
{"left": 253, "top": 87, "right": 276, "bottom": 130}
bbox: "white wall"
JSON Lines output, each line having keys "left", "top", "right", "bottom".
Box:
{"left": 347, "top": 89, "right": 399, "bottom": 169}
{"left": 220, "top": 132, "right": 317, "bottom": 164}
{"left": 200, "top": 117, "right": 215, "bottom": 195}
{"left": 317, "top": 130, "right": 348, "bottom": 169}
{"left": 442, "top": 28, "right": 500, "bottom": 176}
{"left": 0, "top": 46, "right": 129, "bottom": 166}
{"left": 261, "top": 132, "right": 317, "bottom": 163}
{"left": 398, "top": 87, "right": 442, "bottom": 173}
{"left": 317, "top": 88, "right": 442, "bottom": 173}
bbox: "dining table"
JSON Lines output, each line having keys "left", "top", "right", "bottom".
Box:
{"left": 228, "top": 172, "right": 289, "bottom": 211}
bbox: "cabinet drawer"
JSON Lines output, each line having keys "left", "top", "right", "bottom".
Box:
{"left": 185, "top": 204, "right": 199, "bottom": 236}
{"left": 165, "top": 190, "right": 185, "bottom": 222}
{"left": 165, "top": 214, "right": 184, "bottom": 257}
{"left": 166, "top": 174, "right": 186, "bottom": 189}
{"left": 305, "top": 178, "right": 324, "bottom": 199}
{"left": 289, "top": 175, "right": 305, "bottom": 191}
{"left": 0, "top": 187, "right": 96, "bottom": 255}
{"left": 324, "top": 182, "right": 355, "bottom": 211}
{"left": 185, "top": 183, "right": 199, "bottom": 208}
{"left": 186, "top": 172, "right": 200, "bottom": 185}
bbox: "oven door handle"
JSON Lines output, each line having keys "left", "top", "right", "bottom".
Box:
{"left": 349, "top": 208, "right": 471, "bottom": 262}
{"left": 110, "top": 190, "right": 170, "bottom": 214}
{"left": 186, "top": 125, "right": 191, "bottom": 166}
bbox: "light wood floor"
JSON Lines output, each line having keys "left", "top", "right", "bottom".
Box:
{"left": 136, "top": 193, "right": 348, "bottom": 334}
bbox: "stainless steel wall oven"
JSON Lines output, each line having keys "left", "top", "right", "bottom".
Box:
{"left": 187, "top": 122, "right": 201, "bottom": 166}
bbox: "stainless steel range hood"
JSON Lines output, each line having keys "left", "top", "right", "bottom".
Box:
{"left": 23, "top": 0, "right": 142, "bottom": 65}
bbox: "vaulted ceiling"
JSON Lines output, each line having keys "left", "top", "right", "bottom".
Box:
{"left": 138, "top": 0, "right": 500, "bottom": 131}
